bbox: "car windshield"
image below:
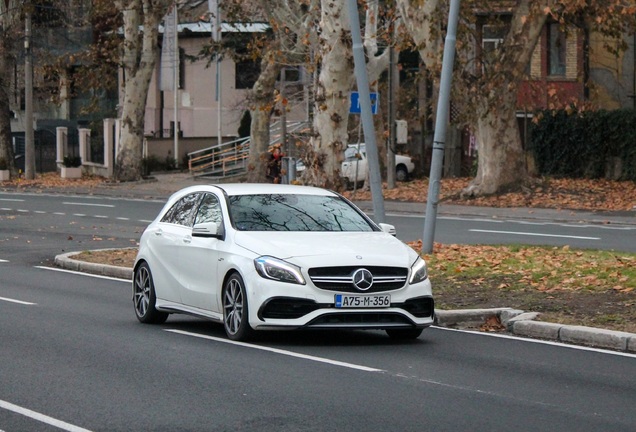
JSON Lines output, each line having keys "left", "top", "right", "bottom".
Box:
{"left": 228, "top": 194, "right": 376, "bottom": 232}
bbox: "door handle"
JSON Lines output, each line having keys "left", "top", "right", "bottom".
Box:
{"left": 183, "top": 236, "right": 192, "bottom": 244}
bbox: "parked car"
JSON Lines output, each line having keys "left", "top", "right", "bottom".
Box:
{"left": 342, "top": 144, "right": 415, "bottom": 187}
{"left": 295, "top": 144, "right": 415, "bottom": 187}
{"left": 133, "top": 184, "right": 434, "bottom": 341}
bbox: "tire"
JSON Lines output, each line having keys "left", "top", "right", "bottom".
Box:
{"left": 396, "top": 166, "right": 408, "bottom": 182}
{"left": 343, "top": 177, "right": 353, "bottom": 190}
{"left": 386, "top": 328, "right": 423, "bottom": 340}
{"left": 133, "top": 262, "right": 169, "bottom": 324}
{"left": 223, "top": 273, "right": 253, "bottom": 341}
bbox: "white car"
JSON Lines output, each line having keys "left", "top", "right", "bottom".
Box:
{"left": 133, "top": 184, "right": 434, "bottom": 341}
{"left": 342, "top": 144, "right": 415, "bottom": 186}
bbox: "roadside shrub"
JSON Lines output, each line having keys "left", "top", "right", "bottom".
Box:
{"left": 531, "top": 108, "right": 636, "bottom": 181}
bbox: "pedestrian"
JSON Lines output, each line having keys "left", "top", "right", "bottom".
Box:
{"left": 267, "top": 145, "right": 283, "bottom": 183}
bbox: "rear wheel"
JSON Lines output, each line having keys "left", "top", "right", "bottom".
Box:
{"left": 396, "top": 166, "right": 408, "bottom": 182}
{"left": 133, "top": 262, "right": 169, "bottom": 324}
{"left": 223, "top": 273, "right": 253, "bottom": 341}
{"left": 386, "top": 328, "right": 423, "bottom": 340}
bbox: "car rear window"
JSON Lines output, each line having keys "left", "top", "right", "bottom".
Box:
{"left": 228, "top": 194, "right": 375, "bottom": 232}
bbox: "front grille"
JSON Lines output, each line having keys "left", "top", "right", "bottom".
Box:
{"left": 308, "top": 266, "right": 408, "bottom": 293}
{"left": 307, "top": 312, "right": 414, "bottom": 328}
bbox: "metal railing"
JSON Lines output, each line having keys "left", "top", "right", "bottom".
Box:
{"left": 187, "top": 120, "right": 310, "bottom": 177}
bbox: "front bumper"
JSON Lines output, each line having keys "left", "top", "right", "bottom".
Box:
{"left": 244, "top": 268, "right": 434, "bottom": 331}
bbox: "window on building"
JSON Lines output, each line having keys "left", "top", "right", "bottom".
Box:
{"left": 235, "top": 60, "right": 260, "bottom": 89}
{"left": 481, "top": 24, "right": 506, "bottom": 74}
{"left": 548, "top": 22, "right": 566, "bottom": 76}
{"left": 179, "top": 48, "right": 185, "bottom": 89}
{"left": 482, "top": 25, "right": 505, "bottom": 54}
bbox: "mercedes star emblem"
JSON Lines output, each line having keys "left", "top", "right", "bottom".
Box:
{"left": 352, "top": 268, "right": 373, "bottom": 291}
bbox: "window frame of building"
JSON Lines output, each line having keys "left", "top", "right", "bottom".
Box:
{"left": 547, "top": 22, "right": 567, "bottom": 77}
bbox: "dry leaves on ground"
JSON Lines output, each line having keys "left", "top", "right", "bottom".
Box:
{"left": 345, "top": 177, "right": 636, "bottom": 211}
{"left": 1, "top": 172, "right": 107, "bottom": 189}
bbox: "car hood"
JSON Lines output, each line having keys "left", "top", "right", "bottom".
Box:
{"left": 234, "top": 231, "right": 418, "bottom": 268}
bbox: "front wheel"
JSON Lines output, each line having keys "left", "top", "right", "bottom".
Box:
{"left": 223, "top": 273, "right": 253, "bottom": 341}
{"left": 396, "top": 166, "right": 408, "bottom": 182}
{"left": 386, "top": 328, "right": 423, "bottom": 340}
{"left": 133, "top": 262, "right": 168, "bottom": 324}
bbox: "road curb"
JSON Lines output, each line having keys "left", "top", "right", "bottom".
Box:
{"left": 54, "top": 253, "right": 636, "bottom": 353}
{"left": 54, "top": 250, "right": 133, "bottom": 280}
{"left": 436, "top": 308, "right": 636, "bottom": 353}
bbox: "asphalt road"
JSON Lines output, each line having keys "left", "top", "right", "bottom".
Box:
{"left": 1, "top": 264, "right": 635, "bottom": 431}
{"left": 1, "top": 191, "right": 636, "bottom": 430}
{"left": 2, "top": 192, "right": 635, "bottom": 257}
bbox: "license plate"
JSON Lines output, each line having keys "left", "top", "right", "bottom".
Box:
{"left": 335, "top": 294, "right": 391, "bottom": 308}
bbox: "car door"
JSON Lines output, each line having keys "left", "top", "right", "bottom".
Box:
{"left": 341, "top": 146, "right": 366, "bottom": 182}
{"left": 178, "top": 192, "right": 223, "bottom": 312}
{"left": 149, "top": 192, "right": 202, "bottom": 303}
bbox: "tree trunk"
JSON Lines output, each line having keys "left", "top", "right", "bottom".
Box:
{"left": 0, "top": 36, "right": 16, "bottom": 176}
{"left": 463, "top": 89, "right": 527, "bottom": 196}
{"left": 114, "top": 0, "right": 171, "bottom": 182}
{"left": 304, "top": 0, "right": 354, "bottom": 190}
{"left": 246, "top": 56, "right": 281, "bottom": 183}
{"left": 0, "top": 1, "right": 21, "bottom": 177}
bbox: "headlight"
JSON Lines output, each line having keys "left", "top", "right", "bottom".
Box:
{"left": 409, "top": 256, "right": 428, "bottom": 284}
{"left": 254, "top": 256, "right": 306, "bottom": 285}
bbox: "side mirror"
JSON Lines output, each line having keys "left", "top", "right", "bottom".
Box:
{"left": 192, "top": 222, "right": 222, "bottom": 239}
{"left": 378, "top": 223, "right": 397, "bottom": 236}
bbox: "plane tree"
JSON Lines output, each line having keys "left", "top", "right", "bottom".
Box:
{"left": 0, "top": 1, "right": 25, "bottom": 178}
{"left": 396, "top": 0, "right": 636, "bottom": 196}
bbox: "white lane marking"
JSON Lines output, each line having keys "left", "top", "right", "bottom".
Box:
{"left": 469, "top": 229, "right": 600, "bottom": 240}
{"left": 0, "top": 399, "right": 93, "bottom": 432}
{"left": 166, "top": 329, "right": 385, "bottom": 373}
{"left": 94, "top": 215, "right": 108, "bottom": 219}
{"left": 53, "top": 212, "right": 66, "bottom": 215}
{"left": 0, "top": 198, "right": 25, "bottom": 202}
{"left": 0, "top": 296, "right": 37, "bottom": 305}
{"left": 73, "top": 214, "right": 86, "bottom": 217}
{"left": 116, "top": 217, "right": 130, "bottom": 221}
{"left": 434, "top": 327, "right": 636, "bottom": 359}
{"left": 17, "top": 209, "right": 29, "bottom": 213}
{"left": 0, "top": 259, "right": 8, "bottom": 263}
{"left": 139, "top": 219, "right": 153, "bottom": 223}
{"left": 34, "top": 266, "right": 130, "bottom": 282}
{"left": 34, "top": 210, "right": 46, "bottom": 214}
{"left": 63, "top": 202, "right": 115, "bottom": 208}
{"left": 390, "top": 214, "right": 636, "bottom": 230}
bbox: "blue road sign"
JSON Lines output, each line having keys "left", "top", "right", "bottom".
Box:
{"left": 350, "top": 91, "right": 379, "bottom": 115}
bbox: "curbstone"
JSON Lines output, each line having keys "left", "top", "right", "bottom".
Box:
{"left": 627, "top": 337, "right": 636, "bottom": 353}
{"left": 55, "top": 251, "right": 133, "bottom": 280}
{"left": 435, "top": 308, "right": 513, "bottom": 327}
{"left": 559, "top": 325, "right": 633, "bottom": 351}
{"left": 511, "top": 320, "right": 563, "bottom": 340}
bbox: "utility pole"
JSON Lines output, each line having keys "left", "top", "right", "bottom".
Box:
{"left": 387, "top": 45, "right": 397, "bottom": 190}
{"left": 422, "top": 0, "right": 461, "bottom": 253}
{"left": 24, "top": 4, "right": 35, "bottom": 180}
{"left": 346, "top": 0, "right": 385, "bottom": 223}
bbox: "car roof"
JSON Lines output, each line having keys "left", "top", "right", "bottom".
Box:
{"left": 210, "top": 183, "right": 338, "bottom": 197}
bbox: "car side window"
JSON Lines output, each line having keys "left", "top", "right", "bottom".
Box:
{"left": 160, "top": 193, "right": 202, "bottom": 227}
{"left": 194, "top": 193, "right": 223, "bottom": 225}
{"left": 344, "top": 147, "right": 363, "bottom": 162}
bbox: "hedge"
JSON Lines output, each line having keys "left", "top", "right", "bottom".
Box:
{"left": 530, "top": 108, "right": 636, "bottom": 181}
